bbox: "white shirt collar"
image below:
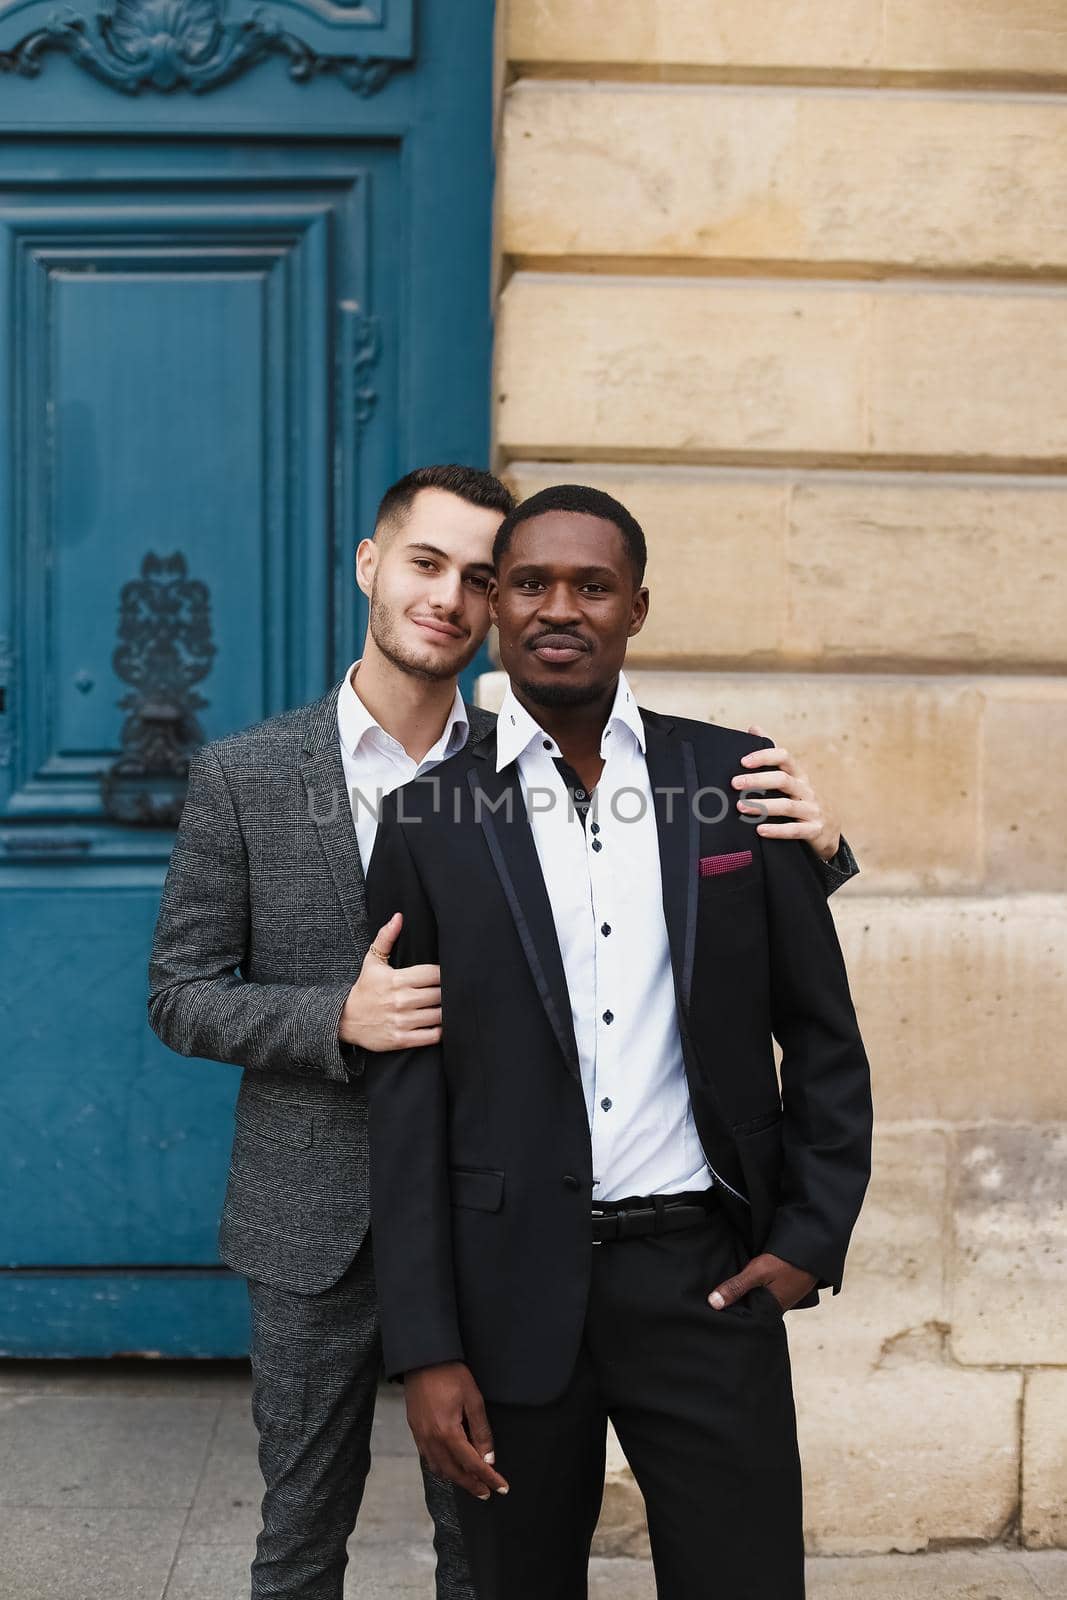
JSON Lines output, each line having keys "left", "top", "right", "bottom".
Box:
{"left": 337, "top": 659, "right": 469, "bottom": 763}
{"left": 495, "top": 670, "right": 645, "bottom": 773}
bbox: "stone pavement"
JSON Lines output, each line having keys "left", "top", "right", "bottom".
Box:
{"left": 0, "top": 1361, "right": 1063, "bottom": 1600}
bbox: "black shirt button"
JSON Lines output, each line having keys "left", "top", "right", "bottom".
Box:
{"left": 592, "top": 839, "right": 603, "bottom": 852}
{"left": 600, "top": 1097, "right": 612, "bottom": 1112}
{"left": 602, "top": 1010, "right": 613, "bottom": 1025}
{"left": 542, "top": 739, "right": 553, "bottom": 750}
{"left": 601, "top": 922, "right": 611, "bottom": 936}
{"left": 590, "top": 821, "right": 600, "bottom": 834}
{"left": 562, "top": 1174, "right": 580, "bottom": 1191}
{"left": 575, "top": 788, "right": 587, "bottom": 801}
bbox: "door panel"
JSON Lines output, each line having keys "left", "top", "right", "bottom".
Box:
{"left": 1, "top": 145, "right": 398, "bottom": 1283}
{"left": 2, "top": 885, "right": 237, "bottom": 1267}
{"left": 0, "top": 144, "right": 395, "bottom": 829}
{"left": 0, "top": 0, "right": 494, "bottom": 1352}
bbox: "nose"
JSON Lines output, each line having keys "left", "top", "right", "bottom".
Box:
{"left": 428, "top": 567, "right": 465, "bottom": 616}
{"left": 537, "top": 581, "right": 581, "bottom": 625}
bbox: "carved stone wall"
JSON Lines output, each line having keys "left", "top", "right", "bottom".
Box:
{"left": 490, "top": 0, "right": 1067, "bottom": 1556}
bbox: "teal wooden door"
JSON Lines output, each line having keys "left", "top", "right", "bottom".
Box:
{"left": 0, "top": 1, "right": 496, "bottom": 1353}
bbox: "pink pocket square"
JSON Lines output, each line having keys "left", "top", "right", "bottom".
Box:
{"left": 698, "top": 849, "right": 753, "bottom": 878}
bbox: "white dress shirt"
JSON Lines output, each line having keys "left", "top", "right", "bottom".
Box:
{"left": 496, "top": 672, "right": 711, "bottom": 1202}
{"left": 337, "top": 660, "right": 469, "bottom": 872}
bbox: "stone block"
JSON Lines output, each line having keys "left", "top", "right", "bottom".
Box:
{"left": 618, "top": 670, "right": 984, "bottom": 892}
{"left": 884, "top": 0, "right": 1067, "bottom": 78}
{"left": 787, "top": 1127, "right": 950, "bottom": 1374}
{"left": 786, "top": 478, "right": 1067, "bottom": 671}
{"left": 796, "top": 1363, "right": 1022, "bottom": 1553}
{"left": 868, "top": 290, "right": 1067, "bottom": 464}
{"left": 505, "top": 467, "right": 1067, "bottom": 671}
{"left": 506, "top": 0, "right": 1067, "bottom": 78}
{"left": 592, "top": 1424, "right": 651, "bottom": 1559}
{"left": 1022, "top": 1370, "right": 1067, "bottom": 1549}
{"left": 950, "top": 1125, "right": 1067, "bottom": 1366}
{"left": 502, "top": 86, "right": 1067, "bottom": 272}
{"left": 982, "top": 684, "right": 1067, "bottom": 892}
{"left": 496, "top": 276, "right": 869, "bottom": 461}
{"left": 833, "top": 897, "right": 1067, "bottom": 1124}
{"left": 506, "top": 464, "right": 789, "bottom": 667}
{"left": 476, "top": 668, "right": 1067, "bottom": 893}
{"left": 497, "top": 276, "right": 1067, "bottom": 467}
{"left": 506, "top": 1, "right": 883, "bottom": 71}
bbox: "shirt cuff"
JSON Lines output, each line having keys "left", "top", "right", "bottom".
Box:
{"left": 339, "top": 1041, "right": 366, "bottom": 1079}
{"left": 814, "top": 834, "right": 860, "bottom": 896}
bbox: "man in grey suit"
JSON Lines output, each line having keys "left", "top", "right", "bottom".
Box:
{"left": 147, "top": 463, "right": 856, "bottom": 1600}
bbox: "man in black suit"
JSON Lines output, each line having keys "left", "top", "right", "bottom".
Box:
{"left": 363, "top": 483, "right": 873, "bottom": 1599}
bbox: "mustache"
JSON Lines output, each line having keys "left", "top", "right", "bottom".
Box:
{"left": 526, "top": 631, "right": 591, "bottom": 650}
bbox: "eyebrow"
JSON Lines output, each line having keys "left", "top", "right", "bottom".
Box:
{"left": 507, "top": 563, "right": 619, "bottom": 580}
{"left": 405, "top": 541, "right": 494, "bottom": 575}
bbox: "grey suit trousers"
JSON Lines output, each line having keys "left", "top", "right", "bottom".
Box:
{"left": 248, "top": 1237, "right": 471, "bottom": 1600}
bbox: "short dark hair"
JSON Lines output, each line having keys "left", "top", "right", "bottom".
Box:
{"left": 492, "top": 483, "right": 647, "bottom": 585}
{"left": 374, "top": 464, "right": 515, "bottom": 538}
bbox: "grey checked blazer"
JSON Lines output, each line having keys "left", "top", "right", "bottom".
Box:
{"left": 147, "top": 679, "right": 497, "bottom": 1295}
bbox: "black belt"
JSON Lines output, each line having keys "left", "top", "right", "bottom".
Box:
{"left": 591, "top": 1188, "right": 717, "bottom": 1245}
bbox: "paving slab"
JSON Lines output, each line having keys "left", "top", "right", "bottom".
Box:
{"left": 0, "top": 1507, "right": 187, "bottom": 1600}
{"left": 0, "top": 1366, "right": 1063, "bottom": 1600}
{"left": 352, "top": 1452, "right": 435, "bottom": 1547}
{"left": 183, "top": 1400, "right": 263, "bottom": 1546}
{"left": 1023, "top": 1552, "right": 1067, "bottom": 1598}
{"left": 805, "top": 1551, "right": 1045, "bottom": 1598}
{"left": 0, "top": 1393, "right": 219, "bottom": 1508}
{"left": 371, "top": 1380, "right": 417, "bottom": 1456}
{"left": 187, "top": 1382, "right": 422, "bottom": 1548}
{"left": 161, "top": 1548, "right": 1067, "bottom": 1600}
{"left": 0, "top": 1358, "right": 250, "bottom": 1401}
{"left": 165, "top": 1541, "right": 439, "bottom": 1599}
{"left": 589, "top": 1556, "right": 655, "bottom": 1598}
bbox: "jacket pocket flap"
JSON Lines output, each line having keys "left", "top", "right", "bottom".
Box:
{"left": 732, "top": 1108, "right": 783, "bottom": 1137}
{"left": 449, "top": 1167, "right": 505, "bottom": 1212}
{"left": 236, "top": 1100, "right": 314, "bottom": 1149}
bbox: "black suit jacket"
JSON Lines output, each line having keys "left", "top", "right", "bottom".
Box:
{"left": 364, "top": 708, "right": 872, "bottom": 1405}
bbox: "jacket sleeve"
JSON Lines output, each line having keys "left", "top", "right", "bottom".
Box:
{"left": 362, "top": 796, "right": 465, "bottom": 1377}
{"left": 759, "top": 830, "right": 873, "bottom": 1295}
{"left": 147, "top": 743, "right": 355, "bottom": 1082}
{"left": 813, "top": 834, "right": 859, "bottom": 897}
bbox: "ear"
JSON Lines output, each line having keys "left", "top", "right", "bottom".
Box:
{"left": 355, "top": 537, "right": 377, "bottom": 600}
{"left": 487, "top": 575, "right": 500, "bottom": 625}
{"left": 628, "top": 585, "right": 650, "bottom": 638}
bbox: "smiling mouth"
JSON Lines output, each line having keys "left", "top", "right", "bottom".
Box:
{"left": 413, "top": 617, "right": 464, "bottom": 641}
{"left": 529, "top": 636, "right": 589, "bottom": 664}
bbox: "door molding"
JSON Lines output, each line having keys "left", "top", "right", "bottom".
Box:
{"left": 0, "top": 0, "right": 413, "bottom": 95}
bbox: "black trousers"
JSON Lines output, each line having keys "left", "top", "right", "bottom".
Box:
{"left": 455, "top": 1203, "right": 805, "bottom": 1600}
{"left": 247, "top": 1239, "right": 473, "bottom": 1600}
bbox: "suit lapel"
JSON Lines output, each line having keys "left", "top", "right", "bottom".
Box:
{"left": 299, "top": 689, "right": 497, "bottom": 950}
{"left": 642, "top": 711, "right": 699, "bottom": 1017}
{"left": 467, "top": 735, "right": 581, "bottom": 1080}
{"left": 300, "top": 682, "right": 367, "bottom": 948}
